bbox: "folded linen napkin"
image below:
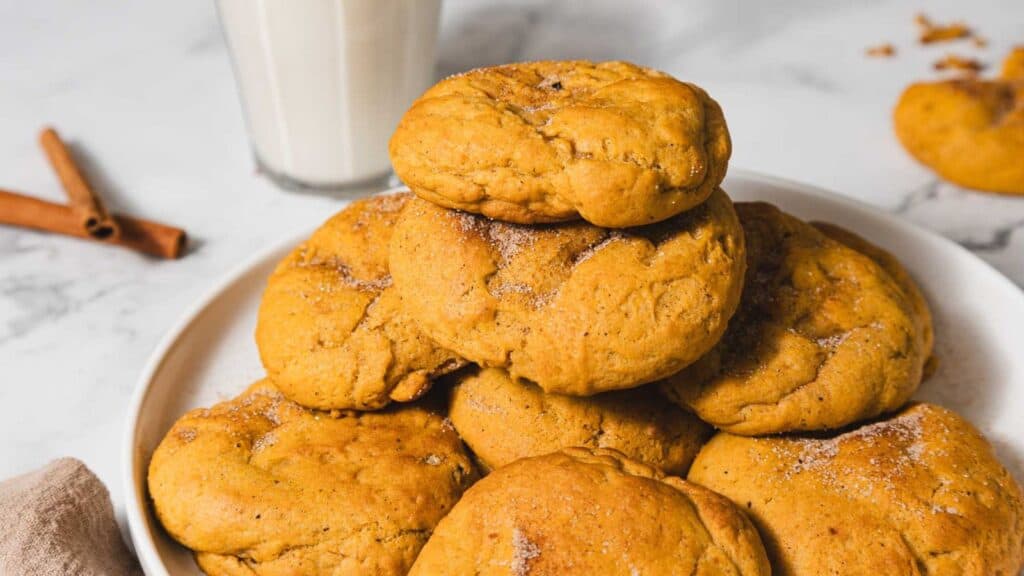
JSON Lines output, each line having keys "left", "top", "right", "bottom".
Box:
{"left": 0, "top": 458, "right": 142, "bottom": 576}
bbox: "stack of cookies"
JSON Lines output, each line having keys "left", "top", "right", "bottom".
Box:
{"left": 148, "top": 61, "right": 1024, "bottom": 576}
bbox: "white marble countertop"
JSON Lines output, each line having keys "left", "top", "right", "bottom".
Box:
{"left": 2, "top": 0, "right": 1023, "bottom": 537}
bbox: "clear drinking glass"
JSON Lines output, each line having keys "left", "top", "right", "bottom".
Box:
{"left": 216, "top": 0, "right": 442, "bottom": 192}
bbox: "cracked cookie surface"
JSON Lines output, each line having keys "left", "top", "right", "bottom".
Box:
{"left": 409, "top": 447, "right": 770, "bottom": 576}
{"left": 661, "top": 203, "right": 932, "bottom": 435}
{"left": 448, "top": 367, "right": 711, "bottom": 475}
{"left": 389, "top": 189, "right": 745, "bottom": 396}
{"left": 148, "top": 380, "right": 478, "bottom": 576}
{"left": 894, "top": 48, "right": 1024, "bottom": 195}
{"left": 688, "top": 403, "right": 1024, "bottom": 576}
{"left": 256, "top": 193, "right": 464, "bottom": 410}
{"left": 389, "top": 60, "right": 731, "bottom": 227}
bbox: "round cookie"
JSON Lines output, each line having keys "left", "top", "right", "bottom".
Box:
{"left": 449, "top": 367, "right": 712, "bottom": 475}
{"left": 661, "top": 203, "right": 932, "bottom": 435}
{"left": 894, "top": 49, "right": 1024, "bottom": 195}
{"left": 688, "top": 403, "right": 1024, "bottom": 575}
{"left": 390, "top": 60, "right": 731, "bottom": 227}
{"left": 256, "top": 193, "right": 464, "bottom": 410}
{"left": 389, "top": 188, "right": 746, "bottom": 396}
{"left": 408, "top": 447, "right": 771, "bottom": 575}
{"left": 148, "top": 380, "right": 478, "bottom": 576}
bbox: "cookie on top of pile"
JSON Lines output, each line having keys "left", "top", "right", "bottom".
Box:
{"left": 148, "top": 60, "right": 1024, "bottom": 576}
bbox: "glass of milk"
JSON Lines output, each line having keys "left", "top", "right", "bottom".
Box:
{"left": 216, "top": 0, "right": 442, "bottom": 191}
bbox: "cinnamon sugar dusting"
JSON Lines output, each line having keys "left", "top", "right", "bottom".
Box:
{"left": 298, "top": 253, "right": 393, "bottom": 291}
{"left": 372, "top": 192, "right": 409, "bottom": 213}
{"left": 453, "top": 211, "right": 537, "bottom": 261}
{"left": 252, "top": 432, "right": 277, "bottom": 452}
{"left": 176, "top": 427, "right": 197, "bottom": 443}
{"left": 511, "top": 528, "right": 540, "bottom": 575}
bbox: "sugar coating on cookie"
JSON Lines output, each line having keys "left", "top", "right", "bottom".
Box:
{"left": 894, "top": 48, "right": 1024, "bottom": 195}
{"left": 409, "top": 447, "right": 770, "bottom": 575}
{"left": 389, "top": 189, "right": 746, "bottom": 396}
{"left": 449, "top": 367, "right": 711, "bottom": 475}
{"left": 661, "top": 203, "right": 932, "bottom": 435}
{"left": 148, "top": 380, "right": 478, "bottom": 576}
{"left": 390, "top": 60, "right": 731, "bottom": 227}
{"left": 256, "top": 193, "right": 464, "bottom": 410}
{"left": 689, "top": 403, "right": 1024, "bottom": 576}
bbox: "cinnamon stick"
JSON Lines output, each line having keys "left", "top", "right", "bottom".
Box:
{"left": 0, "top": 188, "right": 186, "bottom": 259}
{"left": 38, "top": 127, "right": 120, "bottom": 240}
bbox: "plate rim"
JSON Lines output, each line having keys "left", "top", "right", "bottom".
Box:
{"left": 121, "top": 170, "right": 1024, "bottom": 574}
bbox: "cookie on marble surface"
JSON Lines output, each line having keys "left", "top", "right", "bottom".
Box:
{"left": 688, "top": 403, "right": 1024, "bottom": 576}
{"left": 894, "top": 48, "right": 1024, "bottom": 195}
{"left": 448, "top": 367, "right": 711, "bottom": 475}
{"left": 148, "top": 380, "right": 477, "bottom": 576}
{"left": 408, "top": 447, "right": 770, "bottom": 576}
{"left": 389, "top": 189, "right": 746, "bottom": 396}
{"left": 661, "top": 203, "right": 932, "bottom": 435}
{"left": 256, "top": 193, "right": 464, "bottom": 411}
{"left": 390, "top": 60, "right": 731, "bottom": 227}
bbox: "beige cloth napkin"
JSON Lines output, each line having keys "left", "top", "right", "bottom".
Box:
{"left": 0, "top": 458, "right": 142, "bottom": 576}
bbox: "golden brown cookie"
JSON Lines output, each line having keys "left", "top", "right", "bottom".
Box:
{"left": 389, "top": 60, "right": 731, "bottom": 227}
{"left": 255, "top": 193, "right": 464, "bottom": 410}
{"left": 409, "top": 447, "right": 770, "bottom": 575}
{"left": 390, "top": 189, "right": 746, "bottom": 396}
{"left": 148, "top": 380, "right": 478, "bottom": 576}
{"left": 894, "top": 49, "right": 1024, "bottom": 195}
{"left": 689, "top": 403, "right": 1024, "bottom": 575}
{"left": 448, "top": 367, "right": 712, "bottom": 475}
{"left": 661, "top": 203, "right": 932, "bottom": 435}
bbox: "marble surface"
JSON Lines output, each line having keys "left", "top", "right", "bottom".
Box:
{"left": 1, "top": 0, "right": 1022, "bottom": 539}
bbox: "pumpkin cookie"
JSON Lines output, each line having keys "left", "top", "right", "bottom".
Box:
{"left": 409, "top": 447, "right": 770, "bottom": 576}
{"left": 390, "top": 60, "right": 731, "bottom": 227}
{"left": 661, "top": 203, "right": 932, "bottom": 435}
{"left": 449, "top": 367, "right": 711, "bottom": 475}
{"left": 148, "top": 380, "right": 478, "bottom": 576}
{"left": 389, "top": 189, "right": 746, "bottom": 396}
{"left": 689, "top": 404, "right": 1024, "bottom": 576}
{"left": 256, "top": 193, "right": 464, "bottom": 410}
{"left": 894, "top": 48, "right": 1024, "bottom": 194}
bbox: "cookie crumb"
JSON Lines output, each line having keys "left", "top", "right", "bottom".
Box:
{"left": 866, "top": 43, "right": 896, "bottom": 58}
{"left": 933, "top": 54, "right": 986, "bottom": 73}
{"left": 252, "top": 432, "right": 277, "bottom": 452}
{"left": 915, "top": 14, "right": 971, "bottom": 45}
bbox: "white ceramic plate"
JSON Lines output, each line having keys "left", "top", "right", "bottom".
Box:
{"left": 123, "top": 171, "right": 1024, "bottom": 575}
